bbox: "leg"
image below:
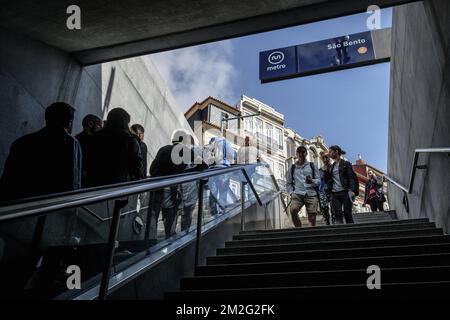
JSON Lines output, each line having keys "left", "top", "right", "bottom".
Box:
{"left": 146, "top": 190, "right": 163, "bottom": 243}
{"left": 368, "top": 198, "right": 377, "bottom": 211}
{"left": 331, "top": 193, "right": 344, "bottom": 224}
{"left": 343, "top": 192, "right": 354, "bottom": 224}
{"left": 181, "top": 205, "right": 194, "bottom": 232}
{"left": 319, "top": 192, "right": 330, "bottom": 225}
{"left": 289, "top": 194, "right": 304, "bottom": 228}
{"left": 162, "top": 207, "right": 178, "bottom": 239}
{"left": 305, "top": 196, "right": 319, "bottom": 227}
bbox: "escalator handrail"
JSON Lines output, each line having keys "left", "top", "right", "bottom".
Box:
{"left": 0, "top": 163, "right": 272, "bottom": 222}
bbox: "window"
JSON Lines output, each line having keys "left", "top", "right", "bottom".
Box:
{"left": 266, "top": 159, "right": 274, "bottom": 174}
{"left": 266, "top": 123, "right": 273, "bottom": 148}
{"left": 255, "top": 118, "right": 263, "bottom": 142}
{"left": 277, "top": 163, "right": 285, "bottom": 181}
{"left": 275, "top": 127, "right": 283, "bottom": 150}
{"left": 244, "top": 112, "right": 253, "bottom": 133}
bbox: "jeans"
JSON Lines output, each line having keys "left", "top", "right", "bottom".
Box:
{"left": 368, "top": 197, "right": 383, "bottom": 212}
{"left": 331, "top": 190, "right": 354, "bottom": 224}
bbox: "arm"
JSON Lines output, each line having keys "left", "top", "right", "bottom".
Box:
{"left": 347, "top": 162, "right": 359, "bottom": 193}
{"left": 149, "top": 148, "right": 162, "bottom": 177}
{"left": 312, "top": 164, "right": 321, "bottom": 187}
{"left": 129, "top": 138, "right": 144, "bottom": 180}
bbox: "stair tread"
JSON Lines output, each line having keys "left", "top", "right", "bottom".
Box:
{"left": 240, "top": 219, "right": 428, "bottom": 235}
{"left": 212, "top": 242, "right": 450, "bottom": 259}
{"left": 234, "top": 222, "right": 435, "bottom": 240}
{"left": 219, "top": 235, "right": 450, "bottom": 254}
{"left": 228, "top": 228, "right": 442, "bottom": 246}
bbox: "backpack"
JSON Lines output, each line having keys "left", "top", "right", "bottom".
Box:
{"left": 290, "top": 162, "right": 322, "bottom": 212}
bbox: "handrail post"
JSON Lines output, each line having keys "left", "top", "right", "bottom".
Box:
{"left": 98, "top": 198, "right": 127, "bottom": 300}
{"left": 194, "top": 179, "right": 206, "bottom": 268}
{"left": 264, "top": 204, "right": 268, "bottom": 230}
{"left": 241, "top": 181, "right": 247, "bottom": 231}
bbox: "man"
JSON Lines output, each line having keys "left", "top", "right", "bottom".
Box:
{"left": 0, "top": 102, "right": 82, "bottom": 201}
{"left": 364, "top": 170, "right": 384, "bottom": 212}
{"left": 147, "top": 130, "right": 203, "bottom": 241}
{"left": 326, "top": 145, "right": 359, "bottom": 224}
{"left": 286, "top": 146, "right": 321, "bottom": 227}
{"left": 75, "top": 114, "right": 102, "bottom": 187}
{"left": 87, "top": 108, "right": 143, "bottom": 187}
{"left": 319, "top": 151, "right": 332, "bottom": 225}
{"left": 131, "top": 124, "right": 148, "bottom": 178}
{"left": 207, "top": 136, "right": 237, "bottom": 216}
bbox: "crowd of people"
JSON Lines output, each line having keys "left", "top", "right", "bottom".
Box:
{"left": 0, "top": 102, "right": 386, "bottom": 239}
{"left": 0, "top": 102, "right": 244, "bottom": 244}
{"left": 286, "top": 145, "right": 386, "bottom": 227}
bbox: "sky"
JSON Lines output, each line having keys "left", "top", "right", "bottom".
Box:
{"left": 151, "top": 8, "right": 393, "bottom": 172}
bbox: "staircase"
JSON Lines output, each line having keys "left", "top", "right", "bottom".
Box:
{"left": 166, "top": 211, "right": 450, "bottom": 299}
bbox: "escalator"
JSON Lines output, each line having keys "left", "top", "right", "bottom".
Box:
{"left": 0, "top": 163, "right": 283, "bottom": 300}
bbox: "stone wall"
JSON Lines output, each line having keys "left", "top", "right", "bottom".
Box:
{"left": 388, "top": 0, "right": 450, "bottom": 232}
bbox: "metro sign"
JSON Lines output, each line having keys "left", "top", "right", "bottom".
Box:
{"left": 259, "top": 28, "right": 391, "bottom": 83}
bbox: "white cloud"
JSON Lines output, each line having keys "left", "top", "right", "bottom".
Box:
{"left": 151, "top": 41, "right": 237, "bottom": 110}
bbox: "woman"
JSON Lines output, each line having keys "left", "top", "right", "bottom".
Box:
{"left": 363, "top": 170, "right": 383, "bottom": 211}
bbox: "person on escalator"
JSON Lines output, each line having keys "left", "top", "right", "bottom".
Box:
{"left": 0, "top": 102, "right": 82, "bottom": 202}
{"left": 86, "top": 108, "right": 144, "bottom": 187}
{"left": 147, "top": 130, "right": 206, "bottom": 242}
{"left": 206, "top": 136, "right": 237, "bottom": 217}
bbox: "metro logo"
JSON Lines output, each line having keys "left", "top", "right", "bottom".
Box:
{"left": 268, "top": 51, "right": 285, "bottom": 65}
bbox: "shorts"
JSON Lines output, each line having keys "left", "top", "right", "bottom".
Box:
{"left": 291, "top": 193, "right": 319, "bottom": 215}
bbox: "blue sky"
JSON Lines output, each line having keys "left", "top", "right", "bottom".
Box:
{"left": 152, "top": 8, "right": 392, "bottom": 172}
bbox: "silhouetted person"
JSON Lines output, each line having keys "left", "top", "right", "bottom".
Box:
{"left": 131, "top": 124, "right": 148, "bottom": 178}
{"left": 75, "top": 114, "right": 102, "bottom": 187}
{"left": 147, "top": 130, "right": 204, "bottom": 241}
{"left": 87, "top": 108, "right": 143, "bottom": 187}
{"left": 0, "top": 102, "right": 81, "bottom": 202}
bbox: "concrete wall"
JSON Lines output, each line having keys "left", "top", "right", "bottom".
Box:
{"left": 0, "top": 27, "right": 192, "bottom": 177}
{"left": 388, "top": 1, "right": 450, "bottom": 232}
{"left": 0, "top": 27, "right": 103, "bottom": 177}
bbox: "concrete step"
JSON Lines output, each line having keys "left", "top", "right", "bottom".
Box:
{"left": 166, "top": 280, "right": 450, "bottom": 300}
{"left": 208, "top": 243, "right": 450, "bottom": 265}
{"left": 239, "top": 218, "right": 428, "bottom": 235}
{"left": 195, "top": 253, "right": 450, "bottom": 276}
{"left": 226, "top": 228, "right": 443, "bottom": 248}
{"left": 218, "top": 235, "right": 450, "bottom": 255}
{"left": 233, "top": 222, "right": 435, "bottom": 240}
{"left": 181, "top": 265, "right": 450, "bottom": 290}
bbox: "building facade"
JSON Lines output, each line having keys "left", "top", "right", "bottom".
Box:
{"left": 238, "top": 95, "right": 287, "bottom": 187}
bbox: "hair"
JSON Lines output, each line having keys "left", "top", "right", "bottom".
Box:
{"left": 105, "top": 108, "right": 130, "bottom": 131}
{"left": 131, "top": 124, "right": 145, "bottom": 134}
{"left": 45, "top": 102, "right": 75, "bottom": 128}
{"left": 296, "top": 145, "right": 307, "bottom": 153}
{"left": 171, "top": 129, "right": 192, "bottom": 145}
{"left": 329, "top": 145, "right": 346, "bottom": 156}
{"left": 82, "top": 114, "right": 102, "bottom": 128}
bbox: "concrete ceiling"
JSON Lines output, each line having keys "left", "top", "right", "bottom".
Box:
{"left": 0, "top": 0, "right": 417, "bottom": 65}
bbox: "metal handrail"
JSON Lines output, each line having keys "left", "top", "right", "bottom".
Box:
{"left": 384, "top": 148, "right": 450, "bottom": 194}
{"left": 0, "top": 162, "right": 279, "bottom": 300}
{"left": 0, "top": 163, "right": 264, "bottom": 222}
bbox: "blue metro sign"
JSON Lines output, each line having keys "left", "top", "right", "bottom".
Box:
{"left": 259, "top": 29, "right": 390, "bottom": 83}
